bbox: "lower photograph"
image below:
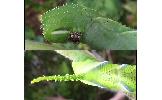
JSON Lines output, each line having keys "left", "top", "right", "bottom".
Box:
{"left": 24, "top": 50, "right": 136, "bottom": 100}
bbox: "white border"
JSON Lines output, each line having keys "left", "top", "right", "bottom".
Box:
{"left": 138, "top": 0, "right": 162, "bottom": 100}
{"left": 0, "top": 0, "right": 24, "bottom": 100}
{"left": 1, "top": 0, "right": 162, "bottom": 100}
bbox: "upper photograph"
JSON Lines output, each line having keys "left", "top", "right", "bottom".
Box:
{"left": 25, "top": 0, "right": 137, "bottom": 50}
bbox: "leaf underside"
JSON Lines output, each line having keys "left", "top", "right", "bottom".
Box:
{"left": 31, "top": 50, "right": 136, "bottom": 99}
{"left": 55, "top": 50, "right": 136, "bottom": 93}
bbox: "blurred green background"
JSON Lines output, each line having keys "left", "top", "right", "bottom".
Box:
{"left": 24, "top": 50, "right": 136, "bottom": 100}
{"left": 25, "top": 0, "right": 137, "bottom": 49}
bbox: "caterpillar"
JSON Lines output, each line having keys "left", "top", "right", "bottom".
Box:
{"left": 41, "top": 3, "right": 97, "bottom": 43}
{"left": 40, "top": 3, "right": 136, "bottom": 50}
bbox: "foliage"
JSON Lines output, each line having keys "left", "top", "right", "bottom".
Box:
{"left": 25, "top": 0, "right": 137, "bottom": 50}
{"left": 25, "top": 51, "right": 98, "bottom": 100}
{"left": 31, "top": 50, "right": 136, "bottom": 99}
{"left": 25, "top": 50, "right": 136, "bottom": 100}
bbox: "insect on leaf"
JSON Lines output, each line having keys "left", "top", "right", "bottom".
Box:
{"left": 42, "top": 3, "right": 97, "bottom": 43}
{"left": 40, "top": 3, "right": 136, "bottom": 50}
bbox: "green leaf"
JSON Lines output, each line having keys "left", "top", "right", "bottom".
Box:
{"left": 55, "top": 50, "right": 102, "bottom": 74}
{"left": 83, "top": 63, "right": 136, "bottom": 92}
{"left": 31, "top": 50, "right": 136, "bottom": 99}
{"left": 55, "top": 50, "right": 136, "bottom": 93}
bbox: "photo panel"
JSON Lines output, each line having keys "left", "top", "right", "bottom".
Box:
{"left": 25, "top": 0, "right": 137, "bottom": 100}
{"left": 25, "top": 50, "right": 136, "bottom": 100}
{"left": 25, "top": 0, "right": 137, "bottom": 50}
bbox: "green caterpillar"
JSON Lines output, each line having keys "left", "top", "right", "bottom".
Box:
{"left": 42, "top": 3, "right": 97, "bottom": 43}
{"left": 31, "top": 50, "right": 136, "bottom": 98}
{"left": 41, "top": 3, "right": 136, "bottom": 50}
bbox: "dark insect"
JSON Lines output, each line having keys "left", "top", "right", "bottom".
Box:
{"left": 68, "top": 32, "right": 82, "bottom": 43}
